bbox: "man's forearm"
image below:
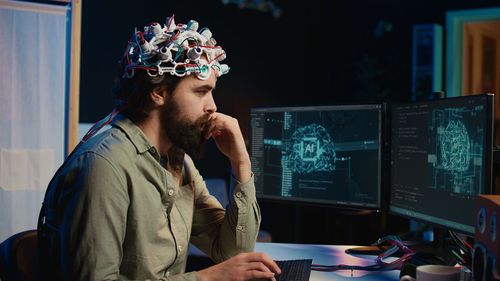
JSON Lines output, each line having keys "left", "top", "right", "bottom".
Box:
{"left": 230, "top": 155, "right": 252, "bottom": 183}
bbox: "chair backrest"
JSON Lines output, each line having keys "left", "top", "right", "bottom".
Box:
{"left": 204, "top": 178, "right": 229, "bottom": 208}
{"left": 0, "top": 229, "right": 38, "bottom": 281}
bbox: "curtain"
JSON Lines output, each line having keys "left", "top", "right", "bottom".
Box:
{"left": 0, "top": 0, "right": 68, "bottom": 242}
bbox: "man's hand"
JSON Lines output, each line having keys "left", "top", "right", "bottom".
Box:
{"left": 197, "top": 252, "right": 281, "bottom": 281}
{"left": 205, "top": 113, "right": 251, "bottom": 182}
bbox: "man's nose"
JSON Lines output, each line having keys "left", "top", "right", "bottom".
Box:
{"left": 205, "top": 94, "right": 217, "bottom": 114}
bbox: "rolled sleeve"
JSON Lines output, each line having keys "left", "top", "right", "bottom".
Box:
{"left": 229, "top": 174, "right": 260, "bottom": 252}
{"left": 189, "top": 161, "right": 261, "bottom": 263}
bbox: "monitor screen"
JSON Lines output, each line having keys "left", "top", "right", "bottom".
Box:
{"left": 389, "top": 94, "right": 494, "bottom": 235}
{"left": 250, "top": 104, "right": 383, "bottom": 209}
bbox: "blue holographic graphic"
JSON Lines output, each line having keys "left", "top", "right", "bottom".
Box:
{"left": 285, "top": 124, "right": 336, "bottom": 174}
{"left": 429, "top": 105, "right": 484, "bottom": 195}
{"left": 440, "top": 120, "right": 471, "bottom": 172}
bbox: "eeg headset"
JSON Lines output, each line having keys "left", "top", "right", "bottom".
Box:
{"left": 121, "top": 15, "right": 230, "bottom": 81}
{"left": 80, "top": 15, "right": 229, "bottom": 143}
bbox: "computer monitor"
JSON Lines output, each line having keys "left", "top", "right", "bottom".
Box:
{"left": 250, "top": 104, "right": 383, "bottom": 209}
{"left": 389, "top": 93, "right": 494, "bottom": 235}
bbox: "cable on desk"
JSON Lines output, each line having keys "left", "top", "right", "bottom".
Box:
{"left": 311, "top": 235, "right": 416, "bottom": 273}
{"left": 448, "top": 230, "right": 473, "bottom": 266}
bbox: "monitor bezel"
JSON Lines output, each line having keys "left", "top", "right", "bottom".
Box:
{"left": 388, "top": 93, "right": 494, "bottom": 235}
{"left": 249, "top": 102, "right": 386, "bottom": 211}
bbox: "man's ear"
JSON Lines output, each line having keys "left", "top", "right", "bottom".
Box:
{"left": 150, "top": 86, "right": 168, "bottom": 106}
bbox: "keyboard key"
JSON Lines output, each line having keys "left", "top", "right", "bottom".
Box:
{"left": 275, "top": 259, "right": 312, "bottom": 281}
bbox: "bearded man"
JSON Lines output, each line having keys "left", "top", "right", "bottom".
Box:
{"left": 37, "top": 15, "right": 280, "bottom": 281}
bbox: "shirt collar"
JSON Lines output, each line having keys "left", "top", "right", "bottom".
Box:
{"left": 111, "top": 114, "right": 155, "bottom": 155}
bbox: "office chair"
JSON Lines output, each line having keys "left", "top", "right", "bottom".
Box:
{"left": 0, "top": 229, "right": 38, "bottom": 281}
{"left": 204, "top": 178, "right": 230, "bottom": 209}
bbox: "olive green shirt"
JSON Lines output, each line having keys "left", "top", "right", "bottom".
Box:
{"left": 44, "top": 115, "right": 261, "bottom": 280}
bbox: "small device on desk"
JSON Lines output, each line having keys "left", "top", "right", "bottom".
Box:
{"left": 345, "top": 245, "right": 397, "bottom": 256}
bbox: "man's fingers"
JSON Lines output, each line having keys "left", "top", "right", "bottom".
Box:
{"left": 204, "top": 123, "right": 219, "bottom": 140}
{"left": 244, "top": 270, "right": 276, "bottom": 281}
{"left": 243, "top": 261, "right": 271, "bottom": 273}
{"left": 205, "top": 115, "right": 222, "bottom": 139}
{"left": 256, "top": 253, "right": 281, "bottom": 274}
{"left": 238, "top": 252, "right": 281, "bottom": 274}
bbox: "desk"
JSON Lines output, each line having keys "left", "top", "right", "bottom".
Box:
{"left": 254, "top": 242, "right": 400, "bottom": 281}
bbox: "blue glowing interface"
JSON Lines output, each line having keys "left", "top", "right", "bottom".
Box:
{"left": 390, "top": 94, "right": 494, "bottom": 234}
{"left": 250, "top": 104, "right": 383, "bottom": 208}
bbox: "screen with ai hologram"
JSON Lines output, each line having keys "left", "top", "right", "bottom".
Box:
{"left": 250, "top": 104, "right": 383, "bottom": 209}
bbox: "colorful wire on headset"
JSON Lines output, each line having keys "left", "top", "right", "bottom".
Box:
{"left": 80, "top": 105, "right": 122, "bottom": 143}
{"left": 121, "top": 14, "right": 230, "bottom": 81}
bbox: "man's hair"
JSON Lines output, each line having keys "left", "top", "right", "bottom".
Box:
{"left": 112, "top": 68, "right": 182, "bottom": 123}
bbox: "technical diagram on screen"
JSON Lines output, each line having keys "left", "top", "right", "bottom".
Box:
{"left": 390, "top": 94, "right": 494, "bottom": 234}
{"left": 431, "top": 107, "right": 484, "bottom": 194}
{"left": 250, "top": 104, "right": 383, "bottom": 209}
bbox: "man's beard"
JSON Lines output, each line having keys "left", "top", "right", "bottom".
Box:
{"left": 161, "top": 100, "right": 209, "bottom": 160}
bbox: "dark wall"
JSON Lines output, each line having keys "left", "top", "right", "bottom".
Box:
{"left": 80, "top": 0, "right": 500, "bottom": 124}
{"left": 79, "top": 0, "right": 500, "bottom": 245}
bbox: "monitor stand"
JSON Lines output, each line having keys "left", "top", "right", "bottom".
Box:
{"left": 408, "top": 228, "right": 452, "bottom": 263}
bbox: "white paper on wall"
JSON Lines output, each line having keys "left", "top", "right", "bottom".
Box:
{"left": 0, "top": 148, "right": 54, "bottom": 190}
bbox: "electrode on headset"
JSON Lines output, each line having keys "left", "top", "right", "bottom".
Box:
{"left": 120, "top": 14, "right": 230, "bottom": 81}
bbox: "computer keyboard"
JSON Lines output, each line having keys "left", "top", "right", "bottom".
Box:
{"left": 275, "top": 259, "right": 312, "bottom": 281}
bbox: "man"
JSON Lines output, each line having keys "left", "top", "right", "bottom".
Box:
{"left": 37, "top": 15, "right": 280, "bottom": 281}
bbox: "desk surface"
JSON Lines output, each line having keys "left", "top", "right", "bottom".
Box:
{"left": 254, "top": 242, "right": 400, "bottom": 281}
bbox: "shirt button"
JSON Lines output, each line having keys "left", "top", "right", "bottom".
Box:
{"left": 168, "top": 189, "right": 174, "bottom": 196}
{"left": 178, "top": 245, "right": 183, "bottom": 252}
{"left": 235, "top": 192, "right": 242, "bottom": 198}
{"left": 236, "top": 225, "right": 243, "bottom": 231}
{"left": 149, "top": 147, "right": 156, "bottom": 153}
{"left": 166, "top": 271, "right": 170, "bottom": 277}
